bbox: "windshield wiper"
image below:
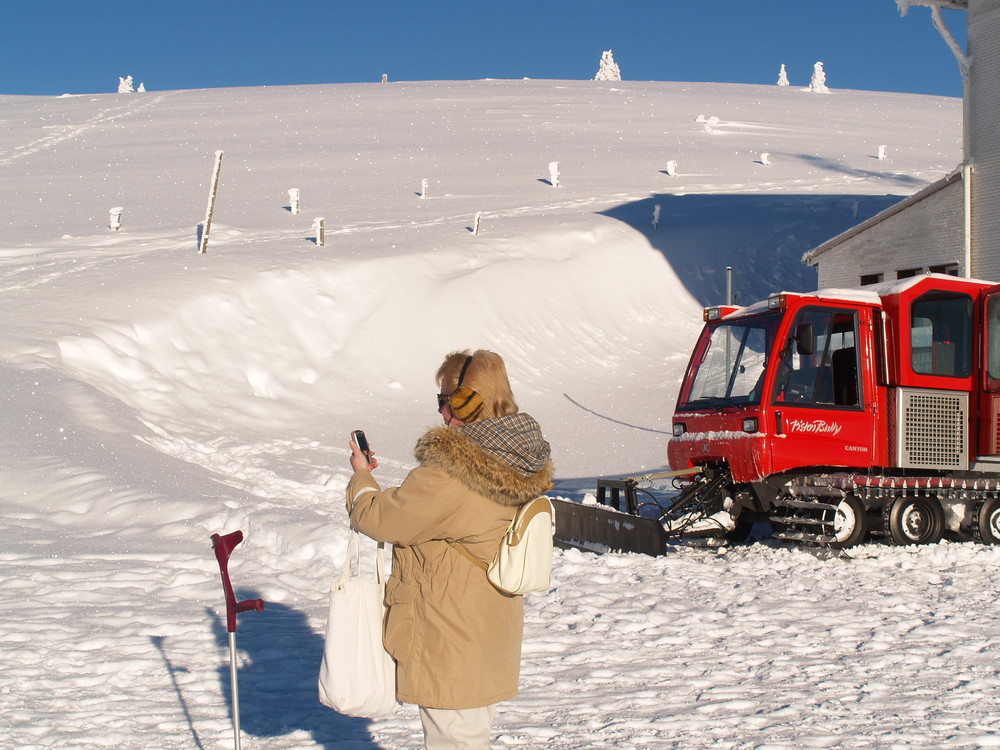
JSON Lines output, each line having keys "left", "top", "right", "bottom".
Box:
{"left": 692, "top": 395, "right": 746, "bottom": 410}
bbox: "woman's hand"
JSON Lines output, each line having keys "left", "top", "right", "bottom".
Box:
{"left": 350, "top": 436, "right": 378, "bottom": 473}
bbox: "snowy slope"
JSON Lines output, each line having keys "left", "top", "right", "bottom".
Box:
{"left": 5, "top": 80, "right": 998, "bottom": 750}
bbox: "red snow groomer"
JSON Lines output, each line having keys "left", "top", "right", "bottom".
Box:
{"left": 663, "top": 273, "right": 1000, "bottom": 549}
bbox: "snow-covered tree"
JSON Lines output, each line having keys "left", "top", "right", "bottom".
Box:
{"left": 777, "top": 64, "right": 790, "bottom": 87}
{"left": 808, "top": 62, "right": 829, "bottom": 93}
{"left": 594, "top": 50, "right": 621, "bottom": 82}
{"left": 118, "top": 75, "right": 134, "bottom": 94}
{"left": 137, "top": 82, "right": 146, "bottom": 92}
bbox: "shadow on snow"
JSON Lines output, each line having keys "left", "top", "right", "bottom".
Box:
{"left": 599, "top": 192, "right": 904, "bottom": 307}
{"left": 207, "top": 591, "right": 386, "bottom": 749}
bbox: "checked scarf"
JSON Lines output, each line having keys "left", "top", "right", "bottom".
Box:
{"left": 457, "top": 413, "right": 551, "bottom": 476}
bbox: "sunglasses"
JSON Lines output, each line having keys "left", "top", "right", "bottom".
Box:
{"left": 437, "top": 357, "right": 471, "bottom": 413}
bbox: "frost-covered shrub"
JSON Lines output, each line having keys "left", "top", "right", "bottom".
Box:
{"left": 314, "top": 217, "right": 326, "bottom": 246}
{"left": 808, "top": 62, "right": 829, "bottom": 93}
{"left": 549, "top": 161, "right": 560, "bottom": 187}
{"left": 665, "top": 160, "right": 677, "bottom": 176}
{"left": 109, "top": 207, "right": 123, "bottom": 231}
{"left": 594, "top": 50, "right": 621, "bottom": 81}
{"left": 652, "top": 204, "right": 661, "bottom": 229}
{"left": 288, "top": 188, "right": 300, "bottom": 214}
{"left": 118, "top": 75, "right": 134, "bottom": 93}
{"left": 777, "top": 64, "right": 790, "bottom": 87}
{"left": 877, "top": 145, "right": 888, "bottom": 160}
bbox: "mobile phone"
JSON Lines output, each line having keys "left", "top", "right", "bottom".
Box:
{"left": 351, "top": 430, "right": 371, "bottom": 462}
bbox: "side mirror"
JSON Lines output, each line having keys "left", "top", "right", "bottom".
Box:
{"left": 796, "top": 323, "right": 815, "bottom": 356}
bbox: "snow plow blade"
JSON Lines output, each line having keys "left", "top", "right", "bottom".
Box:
{"left": 551, "top": 498, "right": 669, "bottom": 556}
{"left": 551, "top": 467, "right": 737, "bottom": 556}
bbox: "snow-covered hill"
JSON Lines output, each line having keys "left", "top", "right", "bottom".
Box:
{"left": 6, "top": 80, "right": 998, "bottom": 750}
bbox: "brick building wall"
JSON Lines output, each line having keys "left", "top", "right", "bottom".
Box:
{"left": 806, "top": 0, "right": 1000, "bottom": 289}
{"left": 969, "top": 0, "right": 1000, "bottom": 281}
{"left": 807, "top": 176, "right": 965, "bottom": 289}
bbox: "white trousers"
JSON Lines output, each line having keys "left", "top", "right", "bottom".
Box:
{"left": 418, "top": 705, "right": 497, "bottom": 749}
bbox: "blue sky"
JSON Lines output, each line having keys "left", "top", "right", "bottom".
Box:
{"left": 1, "top": 1, "right": 968, "bottom": 98}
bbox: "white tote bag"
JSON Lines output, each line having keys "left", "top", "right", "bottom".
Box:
{"left": 318, "top": 530, "right": 398, "bottom": 717}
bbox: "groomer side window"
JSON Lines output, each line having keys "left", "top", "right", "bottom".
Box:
{"left": 910, "top": 292, "right": 973, "bottom": 378}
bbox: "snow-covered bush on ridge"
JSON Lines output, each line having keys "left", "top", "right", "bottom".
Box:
{"left": 594, "top": 50, "right": 621, "bottom": 81}
{"left": 777, "top": 64, "right": 790, "bottom": 87}
{"left": 808, "top": 61, "right": 830, "bottom": 93}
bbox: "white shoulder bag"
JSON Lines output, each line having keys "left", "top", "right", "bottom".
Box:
{"left": 318, "top": 529, "right": 398, "bottom": 717}
{"left": 450, "top": 496, "right": 555, "bottom": 595}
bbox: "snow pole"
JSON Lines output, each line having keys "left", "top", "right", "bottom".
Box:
{"left": 199, "top": 150, "right": 224, "bottom": 255}
{"left": 211, "top": 531, "right": 264, "bottom": 750}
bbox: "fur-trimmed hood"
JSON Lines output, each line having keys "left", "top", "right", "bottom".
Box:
{"left": 414, "top": 414, "right": 553, "bottom": 507}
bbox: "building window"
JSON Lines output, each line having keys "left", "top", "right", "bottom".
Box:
{"left": 928, "top": 263, "right": 959, "bottom": 276}
{"left": 860, "top": 273, "right": 884, "bottom": 286}
{"left": 897, "top": 267, "right": 923, "bottom": 279}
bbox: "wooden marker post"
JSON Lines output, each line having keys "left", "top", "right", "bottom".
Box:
{"left": 199, "top": 150, "right": 224, "bottom": 255}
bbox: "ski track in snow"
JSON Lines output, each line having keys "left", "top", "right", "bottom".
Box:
{"left": 0, "top": 92, "right": 176, "bottom": 167}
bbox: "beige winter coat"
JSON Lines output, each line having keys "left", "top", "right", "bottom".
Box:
{"left": 346, "top": 421, "right": 553, "bottom": 710}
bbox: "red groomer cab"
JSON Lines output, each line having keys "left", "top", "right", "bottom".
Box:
{"left": 667, "top": 274, "right": 1000, "bottom": 548}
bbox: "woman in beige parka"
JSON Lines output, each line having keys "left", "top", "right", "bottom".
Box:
{"left": 346, "top": 349, "right": 553, "bottom": 749}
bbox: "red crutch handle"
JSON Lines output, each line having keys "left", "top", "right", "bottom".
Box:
{"left": 236, "top": 598, "right": 265, "bottom": 614}
{"left": 211, "top": 530, "right": 265, "bottom": 632}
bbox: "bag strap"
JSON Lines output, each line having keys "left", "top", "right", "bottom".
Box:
{"left": 342, "top": 528, "right": 389, "bottom": 585}
{"left": 447, "top": 540, "right": 489, "bottom": 572}
{"left": 447, "top": 499, "right": 537, "bottom": 572}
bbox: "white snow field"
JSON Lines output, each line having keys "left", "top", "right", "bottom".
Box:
{"left": 5, "top": 79, "right": 999, "bottom": 749}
